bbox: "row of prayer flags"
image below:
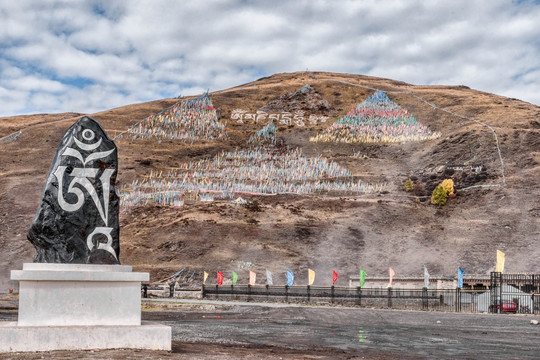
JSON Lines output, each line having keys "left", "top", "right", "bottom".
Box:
{"left": 202, "top": 250, "right": 505, "bottom": 287}
{"left": 203, "top": 268, "right": 340, "bottom": 286}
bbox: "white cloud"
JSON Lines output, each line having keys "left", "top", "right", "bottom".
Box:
{"left": 1, "top": 0, "right": 539, "bottom": 117}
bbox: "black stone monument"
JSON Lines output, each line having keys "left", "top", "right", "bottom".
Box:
{"left": 27, "top": 116, "right": 120, "bottom": 264}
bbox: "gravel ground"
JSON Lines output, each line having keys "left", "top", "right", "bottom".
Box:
{"left": 1, "top": 298, "right": 540, "bottom": 359}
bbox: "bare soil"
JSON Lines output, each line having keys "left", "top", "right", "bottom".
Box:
{"left": 1, "top": 71, "right": 540, "bottom": 289}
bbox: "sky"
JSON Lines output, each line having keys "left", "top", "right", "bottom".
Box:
{"left": 1, "top": 0, "right": 539, "bottom": 117}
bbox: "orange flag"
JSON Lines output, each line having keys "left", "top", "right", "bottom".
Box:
{"left": 388, "top": 267, "right": 395, "bottom": 288}
{"left": 249, "top": 270, "right": 256, "bottom": 285}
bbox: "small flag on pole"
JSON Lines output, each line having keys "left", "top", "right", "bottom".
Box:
{"left": 458, "top": 267, "right": 465, "bottom": 289}
{"left": 203, "top": 271, "right": 208, "bottom": 285}
{"left": 232, "top": 271, "right": 238, "bottom": 285}
{"left": 495, "top": 250, "right": 505, "bottom": 273}
{"left": 424, "top": 265, "right": 430, "bottom": 288}
{"left": 286, "top": 270, "right": 294, "bottom": 287}
{"left": 388, "top": 267, "right": 395, "bottom": 288}
{"left": 217, "top": 271, "right": 223, "bottom": 286}
{"left": 308, "top": 269, "right": 315, "bottom": 286}
{"left": 359, "top": 269, "right": 367, "bottom": 288}
{"left": 266, "top": 269, "right": 273, "bottom": 285}
{"left": 249, "top": 270, "right": 256, "bottom": 285}
{"left": 332, "top": 270, "right": 338, "bottom": 286}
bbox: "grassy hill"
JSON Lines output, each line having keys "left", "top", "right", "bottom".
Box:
{"left": 1, "top": 71, "right": 540, "bottom": 289}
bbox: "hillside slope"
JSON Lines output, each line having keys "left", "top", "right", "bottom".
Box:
{"left": 1, "top": 71, "right": 540, "bottom": 289}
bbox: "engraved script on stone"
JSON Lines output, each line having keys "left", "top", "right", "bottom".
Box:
{"left": 231, "top": 109, "right": 328, "bottom": 126}
{"left": 27, "top": 116, "right": 120, "bottom": 264}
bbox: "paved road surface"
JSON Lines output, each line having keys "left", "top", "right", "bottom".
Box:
{"left": 1, "top": 298, "right": 540, "bottom": 359}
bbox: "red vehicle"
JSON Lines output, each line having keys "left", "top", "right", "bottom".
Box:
{"left": 489, "top": 302, "right": 517, "bottom": 313}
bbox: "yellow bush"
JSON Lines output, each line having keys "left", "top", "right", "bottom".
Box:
{"left": 440, "top": 179, "right": 454, "bottom": 196}
{"left": 431, "top": 179, "right": 454, "bottom": 206}
{"left": 404, "top": 179, "right": 414, "bottom": 192}
{"left": 431, "top": 185, "right": 448, "bottom": 206}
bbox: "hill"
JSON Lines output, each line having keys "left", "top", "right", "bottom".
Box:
{"left": 1, "top": 71, "right": 540, "bottom": 289}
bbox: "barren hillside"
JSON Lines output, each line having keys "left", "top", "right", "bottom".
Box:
{"left": 1, "top": 71, "right": 540, "bottom": 289}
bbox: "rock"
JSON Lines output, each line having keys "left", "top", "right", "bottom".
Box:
{"left": 27, "top": 116, "right": 120, "bottom": 264}
{"left": 530, "top": 320, "right": 539, "bottom": 325}
{"left": 436, "top": 320, "right": 441, "bottom": 324}
{"left": 258, "top": 84, "right": 335, "bottom": 114}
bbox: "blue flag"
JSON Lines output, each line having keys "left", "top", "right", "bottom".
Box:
{"left": 286, "top": 270, "right": 294, "bottom": 287}
{"left": 458, "top": 267, "right": 465, "bottom": 289}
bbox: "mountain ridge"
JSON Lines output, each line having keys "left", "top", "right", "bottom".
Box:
{"left": 1, "top": 71, "right": 539, "bottom": 289}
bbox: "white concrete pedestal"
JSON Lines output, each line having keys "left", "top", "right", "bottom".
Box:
{"left": 0, "top": 263, "right": 171, "bottom": 352}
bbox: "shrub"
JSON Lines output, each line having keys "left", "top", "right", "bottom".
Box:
{"left": 404, "top": 179, "right": 414, "bottom": 192}
{"left": 431, "top": 178, "right": 455, "bottom": 206}
{"left": 431, "top": 185, "right": 448, "bottom": 206}
{"left": 440, "top": 179, "right": 454, "bottom": 196}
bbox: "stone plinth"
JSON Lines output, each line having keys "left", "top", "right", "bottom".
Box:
{"left": 1, "top": 263, "right": 171, "bottom": 352}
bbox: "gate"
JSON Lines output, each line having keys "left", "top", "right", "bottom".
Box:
{"left": 490, "top": 272, "right": 540, "bottom": 314}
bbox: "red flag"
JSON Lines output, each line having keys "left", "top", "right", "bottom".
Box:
{"left": 332, "top": 270, "right": 338, "bottom": 286}
{"left": 217, "top": 271, "right": 223, "bottom": 286}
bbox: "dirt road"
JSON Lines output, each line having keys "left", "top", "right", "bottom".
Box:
{"left": 1, "top": 299, "right": 540, "bottom": 359}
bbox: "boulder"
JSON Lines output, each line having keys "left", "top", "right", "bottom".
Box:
{"left": 27, "top": 116, "right": 120, "bottom": 264}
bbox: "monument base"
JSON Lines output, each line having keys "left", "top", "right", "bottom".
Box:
{"left": 3, "top": 263, "right": 171, "bottom": 352}
{"left": 0, "top": 322, "right": 171, "bottom": 352}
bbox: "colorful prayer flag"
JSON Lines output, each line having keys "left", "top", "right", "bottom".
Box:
{"left": 495, "top": 250, "right": 505, "bottom": 273}
{"left": 217, "top": 271, "right": 223, "bottom": 286}
{"left": 286, "top": 270, "right": 294, "bottom": 287}
{"left": 424, "top": 265, "right": 430, "bottom": 288}
{"left": 203, "top": 271, "right": 208, "bottom": 285}
{"left": 332, "top": 270, "right": 338, "bottom": 286}
{"left": 266, "top": 269, "right": 273, "bottom": 285}
{"left": 249, "top": 270, "right": 256, "bottom": 286}
{"left": 308, "top": 269, "right": 315, "bottom": 286}
{"left": 359, "top": 269, "right": 367, "bottom": 288}
{"left": 232, "top": 271, "right": 238, "bottom": 285}
{"left": 388, "top": 267, "right": 395, "bottom": 288}
{"left": 458, "top": 267, "right": 465, "bottom": 289}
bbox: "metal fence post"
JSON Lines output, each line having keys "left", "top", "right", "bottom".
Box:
{"left": 331, "top": 286, "right": 335, "bottom": 304}
{"left": 285, "top": 285, "right": 289, "bottom": 303}
{"left": 307, "top": 285, "right": 311, "bottom": 303}
{"left": 387, "top": 287, "right": 392, "bottom": 308}
{"left": 247, "top": 284, "right": 252, "bottom": 302}
{"left": 231, "top": 284, "right": 234, "bottom": 300}
{"left": 142, "top": 284, "right": 148, "bottom": 298}
{"left": 456, "top": 288, "right": 461, "bottom": 312}
{"left": 216, "top": 284, "right": 219, "bottom": 299}
{"left": 201, "top": 284, "right": 205, "bottom": 298}
{"left": 422, "top": 287, "right": 428, "bottom": 310}
{"left": 498, "top": 273, "right": 503, "bottom": 314}
{"left": 169, "top": 283, "right": 175, "bottom": 298}
{"left": 266, "top": 284, "right": 269, "bottom": 301}
{"left": 356, "top": 287, "right": 362, "bottom": 307}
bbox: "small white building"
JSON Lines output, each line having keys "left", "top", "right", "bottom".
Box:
{"left": 476, "top": 285, "right": 533, "bottom": 313}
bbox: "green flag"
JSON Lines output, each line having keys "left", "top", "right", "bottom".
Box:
{"left": 359, "top": 269, "right": 367, "bottom": 288}
{"left": 232, "top": 271, "right": 238, "bottom": 285}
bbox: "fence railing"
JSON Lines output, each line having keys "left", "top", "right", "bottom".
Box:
{"left": 142, "top": 272, "right": 540, "bottom": 315}
{"left": 197, "top": 285, "right": 540, "bottom": 314}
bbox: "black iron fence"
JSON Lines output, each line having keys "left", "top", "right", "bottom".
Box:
{"left": 489, "top": 272, "right": 540, "bottom": 314}
{"left": 196, "top": 272, "right": 540, "bottom": 314}
{"left": 201, "top": 285, "right": 478, "bottom": 311}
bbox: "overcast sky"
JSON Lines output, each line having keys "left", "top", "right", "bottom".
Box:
{"left": 1, "top": 0, "right": 539, "bottom": 117}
